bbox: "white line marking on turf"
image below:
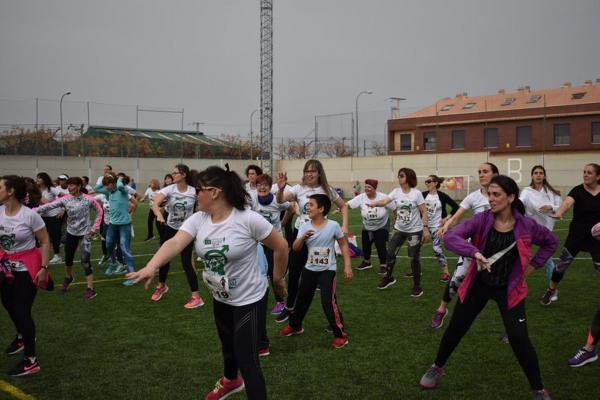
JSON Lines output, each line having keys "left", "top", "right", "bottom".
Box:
{"left": 0, "top": 380, "right": 36, "bottom": 400}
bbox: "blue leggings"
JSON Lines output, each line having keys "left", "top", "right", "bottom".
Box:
{"left": 106, "top": 223, "right": 135, "bottom": 272}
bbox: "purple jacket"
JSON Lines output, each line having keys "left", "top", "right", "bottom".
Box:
{"left": 444, "top": 209, "right": 559, "bottom": 309}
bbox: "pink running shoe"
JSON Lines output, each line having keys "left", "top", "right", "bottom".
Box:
{"left": 205, "top": 376, "right": 245, "bottom": 400}
{"left": 331, "top": 337, "right": 349, "bottom": 349}
{"left": 184, "top": 295, "right": 205, "bottom": 309}
{"left": 151, "top": 284, "right": 169, "bottom": 302}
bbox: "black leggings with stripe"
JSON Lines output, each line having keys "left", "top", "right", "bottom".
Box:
{"left": 213, "top": 292, "right": 267, "bottom": 400}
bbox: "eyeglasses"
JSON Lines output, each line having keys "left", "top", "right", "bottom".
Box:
{"left": 425, "top": 180, "right": 433, "bottom": 184}
{"left": 256, "top": 183, "right": 270, "bottom": 188}
{"left": 398, "top": 174, "right": 406, "bottom": 178}
{"left": 172, "top": 171, "right": 181, "bottom": 175}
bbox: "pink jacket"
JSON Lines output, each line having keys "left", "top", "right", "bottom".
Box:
{"left": 0, "top": 247, "right": 42, "bottom": 282}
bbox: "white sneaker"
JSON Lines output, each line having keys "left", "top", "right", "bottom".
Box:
{"left": 550, "top": 289, "right": 558, "bottom": 302}
{"left": 113, "top": 264, "right": 128, "bottom": 275}
{"left": 49, "top": 255, "right": 62, "bottom": 264}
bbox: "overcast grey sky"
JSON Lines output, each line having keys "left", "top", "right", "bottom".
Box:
{"left": 1, "top": 0, "right": 599, "bottom": 142}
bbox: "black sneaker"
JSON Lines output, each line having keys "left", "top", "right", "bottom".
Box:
{"left": 540, "top": 288, "right": 556, "bottom": 306}
{"left": 356, "top": 261, "right": 372, "bottom": 271}
{"left": 5, "top": 335, "right": 24, "bottom": 355}
{"left": 9, "top": 357, "right": 40, "bottom": 377}
{"left": 377, "top": 276, "right": 396, "bottom": 290}
{"left": 275, "top": 308, "right": 290, "bottom": 323}
{"left": 61, "top": 276, "right": 74, "bottom": 293}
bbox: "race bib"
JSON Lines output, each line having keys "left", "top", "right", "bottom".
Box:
{"left": 202, "top": 269, "right": 231, "bottom": 300}
{"left": 308, "top": 246, "right": 332, "bottom": 267}
{"left": 365, "top": 207, "right": 379, "bottom": 220}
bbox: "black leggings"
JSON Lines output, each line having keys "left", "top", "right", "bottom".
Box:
{"left": 146, "top": 209, "right": 158, "bottom": 239}
{"left": 435, "top": 279, "right": 543, "bottom": 390}
{"left": 213, "top": 292, "right": 267, "bottom": 400}
{"left": 158, "top": 225, "right": 198, "bottom": 292}
{"left": 589, "top": 307, "right": 600, "bottom": 347}
{"left": 285, "top": 228, "right": 307, "bottom": 310}
{"left": 550, "top": 236, "right": 600, "bottom": 284}
{"left": 43, "top": 216, "right": 62, "bottom": 255}
{"left": 64, "top": 232, "right": 93, "bottom": 276}
{"left": 1, "top": 271, "right": 37, "bottom": 357}
{"left": 361, "top": 228, "right": 388, "bottom": 265}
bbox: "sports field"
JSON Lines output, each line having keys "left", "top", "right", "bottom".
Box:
{"left": 0, "top": 203, "right": 597, "bottom": 399}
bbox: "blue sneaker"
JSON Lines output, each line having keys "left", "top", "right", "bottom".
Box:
{"left": 122, "top": 279, "right": 135, "bottom": 287}
{"left": 105, "top": 263, "right": 118, "bottom": 276}
{"left": 568, "top": 347, "right": 598, "bottom": 367}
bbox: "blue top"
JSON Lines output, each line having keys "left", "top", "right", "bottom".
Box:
{"left": 94, "top": 179, "right": 131, "bottom": 225}
{"left": 297, "top": 219, "right": 344, "bottom": 272}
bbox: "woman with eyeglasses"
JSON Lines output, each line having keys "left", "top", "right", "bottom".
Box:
{"left": 431, "top": 162, "right": 499, "bottom": 329}
{"left": 519, "top": 166, "right": 562, "bottom": 286}
{"left": 129, "top": 165, "right": 288, "bottom": 400}
{"left": 347, "top": 179, "right": 395, "bottom": 272}
{"left": 150, "top": 164, "right": 203, "bottom": 309}
{"left": 274, "top": 159, "right": 348, "bottom": 323}
{"left": 370, "top": 168, "right": 430, "bottom": 297}
{"left": 419, "top": 175, "right": 557, "bottom": 400}
{"left": 422, "top": 175, "right": 459, "bottom": 283}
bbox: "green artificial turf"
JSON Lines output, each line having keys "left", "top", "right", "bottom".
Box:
{"left": 0, "top": 203, "right": 597, "bottom": 399}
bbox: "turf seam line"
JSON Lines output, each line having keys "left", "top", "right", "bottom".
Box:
{"left": 0, "top": 380, "right": 36, "bottom": 400}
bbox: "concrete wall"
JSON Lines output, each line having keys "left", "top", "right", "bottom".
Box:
{"left": 0, "top": 151, "right": 595, "bottom": 199}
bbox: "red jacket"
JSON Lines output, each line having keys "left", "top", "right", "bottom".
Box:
{"left": 0, "top": 247, "right": 42, "bottom": 282}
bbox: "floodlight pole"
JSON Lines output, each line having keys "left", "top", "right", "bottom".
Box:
{"left": 59, "top": 91, "right": 71, "bottom": 156}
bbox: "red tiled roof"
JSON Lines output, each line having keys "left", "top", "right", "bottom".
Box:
{"left": 404, "top": 81, "right": 600, "bottom": 118}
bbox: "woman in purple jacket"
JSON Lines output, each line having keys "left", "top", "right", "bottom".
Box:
{"left": 419, "top": 175, "right": 558, "bottom": 400}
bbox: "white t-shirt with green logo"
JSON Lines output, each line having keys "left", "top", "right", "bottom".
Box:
{"left": 289, "top": 185, "right": 340, "bottom": 229}
{"left": 347, "top": 192, "right": 394, "bottom": 231}
{"left": 0, "top": 205, "right": 45, "bottom": 272}
{"left": 180, "top": 208, "right": 273, "bottom": 306}
{"left": 250, "top": 193, "right": 290, "bottom": 232}
{"left": 159, "top": 184, "right": 196, "bottom": 230}
{"left": 388, "top": 187, "right": 425, "bottom": 233}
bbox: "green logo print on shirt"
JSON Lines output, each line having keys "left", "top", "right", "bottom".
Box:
{"left": 204, "top": 245, "right": 230, "bottom": 275}
{"left": 0, "top": 234, "right": 16, "bottom": 251}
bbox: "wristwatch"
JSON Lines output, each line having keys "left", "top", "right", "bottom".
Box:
{"left": 41, "top": 265, "right": 48, "bottom": 270}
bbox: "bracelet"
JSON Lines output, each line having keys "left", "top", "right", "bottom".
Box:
{"left": 41, "top": 265, "right": 48, "bottom": 270}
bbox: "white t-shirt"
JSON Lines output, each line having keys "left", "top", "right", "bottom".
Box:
{"left": 144, "top": 187, "right": 160, "bottom": 207}
{"left": 244, "top": 182, "right": 258, "bottom": 196}
{"left": 297, "top": 219, "right": 344, "bottom": 272}
{"left": 424, "top": 193, "right": 443, "bottom": 230}
{"left": 180, "top": 209, "right": 272, "bottom": 306}
{"left": 347, "top": 192, "right": 393, "bottom": 231}
{"left": 159, "top": 184, "right": 197, "bottom": 230}
{"left": 250, "top": 193, "right": 290, "bottom": 232}
{"left": 460, "top": 189, "right": 490, "bottom": 215}
{"left": 289, "top": 185, "right": 340, "bottom": 229}
{"left": 40, "top": 187, "right": 62, "bottom": 217}
{"left": 55, "top": 186, "right": 69, "bottom": 196}
{"left": 271, "top": 183, "right": 292, "bottom": 194}
{"left": 388, "top": 187, "right": 425, "bottom": 232}
{"left": 519, "top": 186, "right": 562, "bottom": 230}
{"left": 0, "top": 205, "right": 45, "bottom": 272}
{"left": 95, "top": 176, "right": 104, "bottom": 186}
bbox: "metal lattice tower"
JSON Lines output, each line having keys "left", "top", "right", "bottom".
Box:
{"left": 259, "top": 0, "right": 273, "bottom": 174}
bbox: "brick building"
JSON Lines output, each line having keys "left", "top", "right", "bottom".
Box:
{"left": 387, "top": 80, "right": 600, "bottom": 154}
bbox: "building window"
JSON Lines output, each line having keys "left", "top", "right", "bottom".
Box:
{"left": 501, "top": 97, "right": 515, "bottom": 106}
{"left": 423, "top": 131, "right": 436, "bottom": 151}
{"left": 553, "top": 123, "right": 570, "bottom": 145}
{"left": 400, "top": 133, "right": 412, "bottom": 151}
{"left": 463, "top": 102, "right": 476, "bottom": 109}
{"left": 516, "top": 126, "right": 532, "bottom": 147}
{"left": 571, "top": 92, "right": 586, "bottom": 100}
{"left": 440, "top": 104, "right": 454, "bottom": 111}
{"left": 452, "top": 130, "right": 465, "bottom": 150}
{"left": 526, "top": 95, "right": 541, "bottom": 103}
{"left": 484, "top": 128, "right": 498, "bottom": 148}
{"left": 592, "top": 122, "right": 600, "bottom": 144}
